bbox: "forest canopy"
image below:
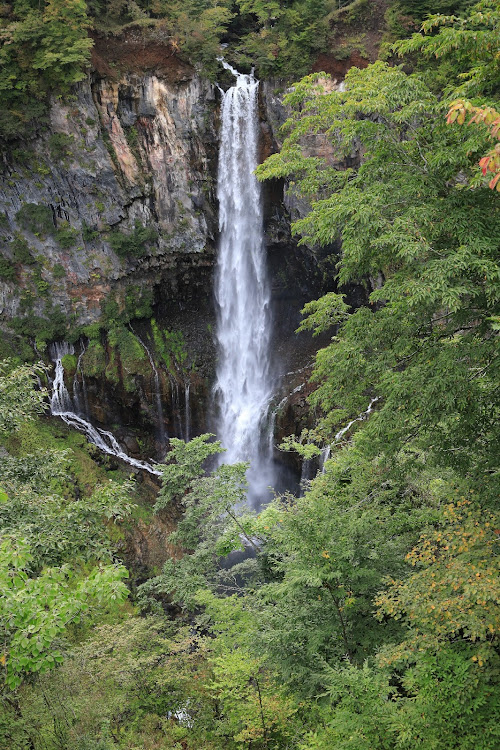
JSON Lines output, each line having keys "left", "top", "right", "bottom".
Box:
{"left": 2, "top": 0, "right": 482, "bottom": 140}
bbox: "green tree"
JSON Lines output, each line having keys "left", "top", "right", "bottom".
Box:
{"left": 393, "top": 0, "right": 500, "bottom": 97}
{"left": 0, "top": 0, "right": 93, "bottom": 139}
{"left": 257, "top": 63, "right": 500, "bottom": 493}
{"left": 0, "top": 362, "right": 131, "bottom": 692}
{"left": 0, "top": 536, "right": 128, "bottom": 690}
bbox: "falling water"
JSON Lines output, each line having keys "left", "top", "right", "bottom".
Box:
{"left": 49, "top": 342, "right": 160, "bottom": 476}
{"left": 73, "top": 341, "right": 90, "bottom": 417}
{"left": 184, "top": 381, "right": 191, "bottom": 442}
{"left": 135, "top": 332, "right": 168, "bottom": 453}
{"left": 169, "top": 376, "right": 184, "bottom": 440}
{"left": 320, "top": 396, "right": 380, "bottom": 474}
{"left": 213, "top": 62, "right": 274, "bottom": 506}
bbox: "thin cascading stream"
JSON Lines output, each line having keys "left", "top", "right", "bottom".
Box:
{"left": 214, "top": 62, "right": 274, "bottom": 505}
{"left": 184, "top": 380, "right": 191, "bottom": 443}
{"left": 134, "top": 331, "right": 168, "bottom": 454}
{"left": 73, "top": 341, "right": 90, "bottom": 417}
{"left": 319, "top": 397, "right": 380, "bottom": 474}
{"left": 49, "top": 342, "right": 161, "bottom": 477}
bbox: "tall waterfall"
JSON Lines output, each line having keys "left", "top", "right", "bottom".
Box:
{"left": 214, "top": 63, "right": 274, "bottom": 505}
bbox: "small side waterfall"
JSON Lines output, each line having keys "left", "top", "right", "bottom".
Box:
{"left": 320, "top": 397, "right": 380, "bottom": 474}
{"left": 135, "top": 332, "right": 168, "bottom": 453}
{"left": 184, "top": 380, "right": 191, "bottom": 443}
{"left": 213, "top": 62, "right": 274, "bottom": 505}
{"left": 49, "top": 342, "right": 161, "bottom": 476}
{"left": 73, "top": 341, "right": 89, "bottom": 417}
{"left": 334, "top": 396, "right": 379, "bottom": 443}
{"left": 169, "top": 376, "right": 184, "bottom": 441}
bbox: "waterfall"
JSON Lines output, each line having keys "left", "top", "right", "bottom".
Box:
{"left": 73, "top": 341, "right": 90, "bottom": 417}
{"left": 169, "top": 376, "right": 184, "bottom": 440}
{"left": 267, "top": 382, "right": 305, "bottom": 454}
{"left": 320, "top": 396, "right": 380, "bottom": 474}
{"left": 213, "top": 62, "right": 274, "bottom": 506}
{"left": 184, "top": 381, "right": 191, "bottom": 442}
{"left": 135, "top": 331, "right": 168, "bottom": 453}
{"left": 49, "top": 342, "right": 161, "bottom": 477}
{"left": 334, "top": 396, "right": 379, "bottom": 442}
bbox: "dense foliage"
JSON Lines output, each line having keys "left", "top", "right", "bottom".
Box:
{"left": 1, "top": 0, "right": 455, "bottom": 140}
{"left": 1, "top": 0, "right": 499, "bottom": 748}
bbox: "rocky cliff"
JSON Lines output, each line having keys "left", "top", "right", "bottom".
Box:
{"left": 0, "top": 48, "right": 218, "bottom": 334}
{"left": 0, "top": 41, "right": 340, "bottom": 463}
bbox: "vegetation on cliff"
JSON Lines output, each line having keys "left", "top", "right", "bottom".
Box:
{"left": 1, "top": 1, "right": 499, "bottom": 749}
{"left": 1, "top": 0, "right": 468, "bottom": 141}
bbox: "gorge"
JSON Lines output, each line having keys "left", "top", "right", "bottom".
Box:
{"left": 0, "top": 46, "right": 334, "bottom": 492}
{"left": 2, "top": 3, "right": 498, "bottom": 746}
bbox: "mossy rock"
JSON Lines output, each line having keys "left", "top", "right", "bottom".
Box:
{"left": 81, "top": 340, "right": 106, "bottom": 378}
{"left": 61, "top": 353, "right": 77, "bottom": 376}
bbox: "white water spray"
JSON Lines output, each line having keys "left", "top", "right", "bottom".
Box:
{"left": 49, "top": 342, "right": 160, "bottom": 476}
{"left": 213, "top": 62, "right": 274, "bottom": 505}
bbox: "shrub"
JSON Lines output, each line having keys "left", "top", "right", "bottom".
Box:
{"left": 10, "top": 235, "right": 35, "bottom": 264}
{"left": 81, "top": 340, "right": 106, "bottom": 378}
{"left": 61, "top": 353, "right": 77, "bottom": 375}
{"left": 82, "top": 222, "right": 99, "bottom": 243}
{"left": 101, "top": 285, "right": 154, "bottom": 327}
{"left": 82, "top": 322, "right": 102, "bottom": 341}
{"left": 52, "top": 263, "right": 66, "bottom": 279}
{"left": 32, "top": 269, "right": 50, "bottom": 296}
{"left": 0, "top": 257, "right": 16, "bottom": 281}
{"left": 56, "top": 224, "right": 78, "bottom": 248}
{"left": 108, "top": 326, "right": 148, "bottom": 390}
{"left": 11, "top": 306, "right": 67, "bottom": 343}
{"left": 124, "top": 285, "right": 153, "bottom": 321}
{"left": 16, "top": 203, "right": 54, "bottom": 235}
{"left": 48, "top": 132, "right": 74, "bottom": 161}
{"left": 108, "top": 221, "right": 157, "bottom": 259}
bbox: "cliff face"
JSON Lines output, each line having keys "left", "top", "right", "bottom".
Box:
{"left": 0, "top": 48, "right": 340, "bottom": 464}
{"left": 0, "top": 59, "right": 218, "bottom": 330}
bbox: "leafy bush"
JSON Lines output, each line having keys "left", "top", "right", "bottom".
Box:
{"left": 56, "top": 224, "right": 78, "bottom": 248}
{"left": 124, "top": 284, "right": 153, "bottom": 320}
{"left": 101, "top": 285, "right": 153, "bottom": 328}
{"left": 0, "top": 257, "right": 16, "bottom": 281}
{"left": 151, "top": 319, "right": 187, "bottom": 373}
{"left": 82, "top": 322, "right": 102, "bottom": 341}
{"left": 10, "top": 235, "right": 35, "bottom": 264}
{"left": 0, "top": 0, "right": 92, "bottom": 142}
{"left": 16, "top": 203, "right": 54, "bottom": 235}
{"left": 52, "top": 262, "right": 66, "bottom": 279}
{"left": 108, "top": 221, "right": 158, "bottom": 259}
{"left": 81, "top": 340, "right": 106, "bottom": 378}
{"left": 48, "top": 132, "right": 74, "bottom": 161}
{"left": 108, "top": 326, "right": 148, "bottom": 390}
{"left": 61, "top": 353, "right": 77, "bottom": 374}
{"left": 82, "top": 222, "right": 100, "bottom": 243}
{"left": 11, "top": 306, "right": 67, "bottom": 343}
{"left": 32, "top": 269, "right": 49, "bottom": 296}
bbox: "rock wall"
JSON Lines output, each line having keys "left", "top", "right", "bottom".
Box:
{"left": 0, "top": 58, "right": 218, "bottom": 330}
{"left": 0, "top": 48, "right": 348, "bottom": 470}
